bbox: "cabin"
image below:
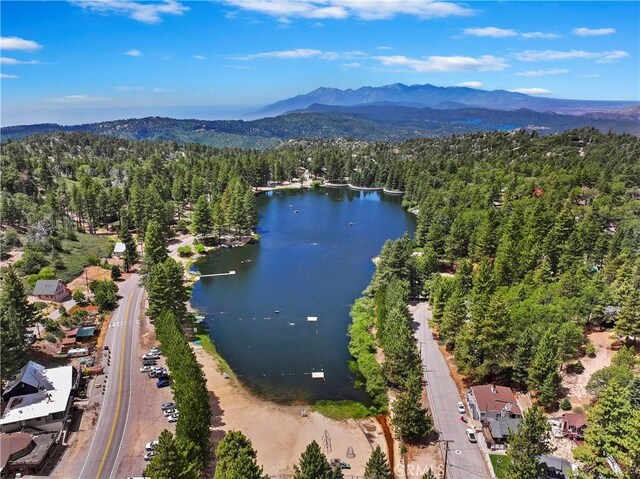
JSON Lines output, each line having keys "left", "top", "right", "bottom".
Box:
{"left": 561, "top": 413, "right": 587, "bottom": 440}
{"left": 0, "top": 432, "right": 56, "bottom": 477}
{"left": 31, "top": 280, "right": 71, "bottom": 302}
{"left": 539, "top": 455, "right": 576, "bottom": 479}
{"left": 0, "top": 361, "right": 78, "bottom": 433}
{"left": 113, "top": 242, "right": 126, "bottom": 257}
{"left": 484, "top": 417, "right": 521, "bottom": 448}
{"left": 467, "top": 384, "right": 522, "bottom": 423}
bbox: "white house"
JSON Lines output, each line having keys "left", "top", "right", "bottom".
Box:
{"left": 113, "top": 242, "right": 126, "bottom": 257}
{"left": 0, "top": 361, "right": 78, "bottom": 433}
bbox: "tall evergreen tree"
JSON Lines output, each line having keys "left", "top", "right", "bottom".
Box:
{"left": 147, "top": 258, "right": 189, "bottom": 320}
{"left": 214, "top": 431, "right": 266, "bottom": 479}
{"left": 0, "top": 266, "right": 38, "bottom": 379}
{"left": 192, "top": 195, "right": 213, "bottom": 239}
{"left": 364, "top": 445, "right": 391, "bottom": 479}
{"left": 506, "top": 405, "right": 552, "bottom": 479}
{"left": 142, "top": 219, "right": 167, "bottom": 277}
{"left": 144, "top": 430, "right": 199, "bottom": 479}
{"left": 293, "top": 441, "right": 332, "bottom": 479}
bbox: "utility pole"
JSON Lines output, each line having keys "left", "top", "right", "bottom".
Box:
{"left": 440, "top": 439, "right": 454, "bottom": 479}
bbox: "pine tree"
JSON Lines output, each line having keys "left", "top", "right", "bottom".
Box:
{"left": 242, "top": 188, "right": 258, "bottom": 233}
{"left": 144, "top": 430, "right": 199, "bottom": 479}
{"left": 364, "top": 445, "right": 391, "bottom": 479}
{"left": 506, "top": 405, "right": 552, "bottom": 479}
{"left": 119, "top": 225, "right": 138, "bottom": 273}
{"left": 391, "top": 385, "right": 432, "bottom": 441}
{"left": 214, "top": 431, "right": 266, "bottom": 479}
{"left": 615, "top": 272, "right": 640, "bottom": 343}
{"left": 147, "top": 259, "right": 189, "bottom": 321}
{"left": 192, "top": 195, "right": 213, "bottom": 239}
{"left": 293, "top": 441, "right": 332, "bottom": 479}
{"left": 528, "top": 328, "right": 559, "bottom": 391}
{"left": 142, "top": 219, "right": 167, "bottom": 276}
{"left": 439, "top": 287, "right": 467, "bottom": 349}
{"left": 0, "top": 266, "right": 38, "bottom": 379}
{"left": 422, "top": 469, "right": 436, "bottom": 479}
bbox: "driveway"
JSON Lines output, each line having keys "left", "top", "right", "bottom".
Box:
{"left": 412, "top": 302, "right": 490, "bottom": 479}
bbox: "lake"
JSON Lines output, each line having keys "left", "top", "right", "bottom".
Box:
{"left": 190, "top": 187, "right": 416, "bottom": 403}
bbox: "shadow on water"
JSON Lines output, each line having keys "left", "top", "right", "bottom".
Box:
{"left": 191, "top": 188, "right": 416, "bottom": 404}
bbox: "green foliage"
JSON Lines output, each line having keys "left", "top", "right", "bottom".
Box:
{"left": 89, "top": 280, "right": 118, "bottom": 311}
{"left": 177, "top": 245, "right": 192, "bottom": 257}
{"left": 586, "top": 346, "right": 637, "bottom": 397}
{"left": 506, "top": 405, "right": 552, "bottom": 479}
{"left": 312, "top": 400, "right": 371, "bottom": 420}
{"left": 191, "top": 195, "right": 213, "bottom": 238}
{"left": 72, "top": 289, "right": 86, "bottom": 305}
{"left": 489, "top": 455, "right": 510, "bottom": 479}
{"left": 17, "top": 249, "right": 50, "bottom": 275}
{"left": 364, "top": 445, "right": 391, "bottom": 479}
{"left": 144, "top": 430, "right": 199, "bottom": 479}
{"left": 293, "top": 441, "right": 332, "bottom": 479}
{"left": 560, "top": 398, "right": 572, "bottom": 411}
{"left": 214, "top": 431, "right": 267, "bottom": 479}
{"left": 194, "top": 243, "right": 206, "bottom": 254}
{"left": 147, "top": 258, "right": 189, "bottom": 321}
{"left": 0, "top": 266, "right": 38, "bottom": 379}
{"left": 142, "top": 219, "right": 168, "bottom": 276}
{"left": 585, "top": 342, "right": 597, "bottom": 358}
{"left": 111, "top": 264, "right": 121, "bottom": 280}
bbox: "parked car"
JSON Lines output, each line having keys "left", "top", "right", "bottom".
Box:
{"left": 142, "top": 353, "right": 160, "bottom": 360}
{"left": 145, "top": 440, "right": 159, "bottom": 451}
{"left": 148, "top": 370, "right": 158, "bottom": 379}
{"left": 144, "top": 451, "right": 156, "bottom": 461}
{"left": 161, "top": 402, "right": 175, "bottom": 411}
{"left": 167, "top": 414, "right": 179, "bottom": 423}
{"left": 157, "top": 373, "right": 170, "bottom": 381}
{"left": 457, "top": 401, "right": 466, "bottom": 414}
{"left": 142, "top": 358, "right": 157, "bottom": 366}
{"left": 140, "top": 366, "right": 153, "bottom": 373}
{"left": 157, "top": 379, "right": 170, "bottom": 388}
{"left": 466, "top": 428, "right": 477, "bottom": 443}
{"left": 330, "top": 459, "right": 350, "bottom": 470}
{"left": 149, "top": 347, "right": 161, "bottom": 354}
{"left": 163, "top": 408, "right": 178, "bottom": 417}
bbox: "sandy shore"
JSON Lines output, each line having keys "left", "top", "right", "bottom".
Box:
{"left": 194, "top": 347, "right": 387, "bottom": 476}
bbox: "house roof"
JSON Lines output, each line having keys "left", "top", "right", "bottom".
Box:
{"left": 32, "top": 280, "right": 64, "bottom": 296}
{"left": 488, "top": 417, "right": 521, "bottom": 439}
{"left": 2, "top": 362, "right": 51, "bottom": 398}
{"left": 113, "top": 242, "right": 126, "bottom": 253}
{"left": 61, "top": 337, "right": 77, "bottom": 346}
{"left": 0, "top": 432, "right": 33, "bottom": 470}
{"left": 470, "top": 384, "right": 522, "bottom": 415}
{"left": 66, "top": 328, "right": 79, "bottom": 337}
{"left": 0, "top": 363, "right": 74, "bottom": 427}
{"left": 76, "top": 326, "right": 96, "bottom": 338}
{"left": 540, "top": 455, "right": 575, "bottom": 476}
{"left": 563, "top": 413, "right": 587, "bottom": 429}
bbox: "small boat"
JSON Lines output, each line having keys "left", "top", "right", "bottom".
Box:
{"left": 274, "top": 310, "right": 281, "bottom": 314}
{"left": 295, "top": 210, "right": 299, "bottom": 214}
{"left": 349, "top": 222, "right": 353, "bottom": 226}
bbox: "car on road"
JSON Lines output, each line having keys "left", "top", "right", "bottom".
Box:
{"left": 167, "top": 414, "right": 179, "bottom": 423}
{"left": 163, "top": 408, "right": 178, "bottom": 417}
{"left": 161, "top": 402, "right": 175, "bottom": 411}
{"left": 143, "top": 451, "right": 156, "bottom": 461}
{"left": 466, "top": 428, "right": 477, "bottom": 443}
{"left": 157, "top": 379, "right": 170, "bottom": 388}
{"left": 145, "top": 440, "right": 159, "bottom": 451}
{"left": 457, "top": 401, "right": 466, "bottom": 414}
{"left": 140, "top": 366, "right": 153, "bottom": 373}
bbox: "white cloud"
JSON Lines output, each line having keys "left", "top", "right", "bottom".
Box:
{"left": 70, "top": 0, "right": 189, "bottom": 24}
{"left": 0, "top": 57, "right": 39, "bottom": 65}
{"left": 218, "top": 0, "right": 475, "bottom": 21}
{"left": 456, "top": 81, "right": 484, "bottom": 88}
{"left": 374, "top": 54, "right": 508, "bottom": 72}
{"left": 194, "top": 55, "right": 207, "bottom": 60}
{"left": 463, "top": 26, "right": 517, "bottom": 38}
{"left": 572, "top": 27, "right": 616, "bottom": 37}
{"left": 1, "top": 73, "right": 19, "bottom": 79}
{"left": 231, "top": 48, "right": 323, "bottom": 60}
{"left": 376, "top": 46, "right": 393, "bottom": 50}
{"left": 50, "top": 95, "right": 107, "bottom": 103}
{"left": 516, "top": 68, "right": 569, "bottom": 77}
{"left": 341, "top": 62, "right": 363, "bottom": 68}
{"left": 514, "top": 49, "right": 629, "bottom": 63}
{"left": 507, "top": 88, "right": 552, "bottom": 95}
{"left": 124, "top": 49, "right": 142, "bottom": 56}
{"left": 0, "top": 36, "right": 42, "bottom": 51}
{"left": 521, "top": 32, "right": 561, "bottom": 39}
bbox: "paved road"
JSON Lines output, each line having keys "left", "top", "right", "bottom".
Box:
{"left": 413, "top": 302, "right": 490, "bottom": 479}
{"left": 77, "top": 274, "right": 144, "bottom": 479}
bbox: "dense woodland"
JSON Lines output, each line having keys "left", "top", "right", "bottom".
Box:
{"left": 1, "top": 128, "right": 639, "bottom": 477}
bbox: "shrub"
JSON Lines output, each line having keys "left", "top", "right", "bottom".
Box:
{"left": 44, "top": 333, "right": 57, "bottom": 343}
{"left": 72, "top": 289, "right": 87, "bottom": 305}
{"left": 111, "top": 264, "right": 122, "bottom": 280}
{"left": 585, "top": 342, "right": 596, "bottom": 358}
{"left": 194, "top": 244, "right": 206, "bottom": 254}
{"left": 560, "top": 398, "right": 572, "bottom": 410}
{"left": 89, "top": 280, "right": 118, "bottom": 311}
{"left": 86, "top": 255, "right": 100, "bottom": 266}
{"left": 176, "top": 219, "right": 189, "bottom": 233}
{"left": 566, "top": 361, "right": 585, "bottom": 375}
{"left": 177, "top": 245, "right": 192, "bottom": 257}
{"left": 573, "top": 406, "right": 585, "bottom": 415}
{"left": 17, "top": 249, "right": 49, "bottom": 275}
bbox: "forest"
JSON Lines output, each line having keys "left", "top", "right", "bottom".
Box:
{"left": 1, "top": 128, "right": 639, "bottom": 477}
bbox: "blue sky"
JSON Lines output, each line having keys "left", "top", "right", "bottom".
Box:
{"left": 1, "top": 1, "right": 638, "bottom": 125}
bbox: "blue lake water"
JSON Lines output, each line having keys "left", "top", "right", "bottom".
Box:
{"left": 190, "top": 188, "right": 416, "bottom": 403}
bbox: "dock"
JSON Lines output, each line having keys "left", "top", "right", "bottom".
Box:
{"left": 199, "top": 271, "right": 236, "bottom": 278}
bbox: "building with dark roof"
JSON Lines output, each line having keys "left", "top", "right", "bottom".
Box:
{"left": 467, "top": 384, "right": 522, "bottom": 423}
{"left": 31, "top": 280, "right": 71, "bottom": 302}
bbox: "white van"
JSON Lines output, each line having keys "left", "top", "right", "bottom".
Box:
{"left": 67, "top": 348, "right": 90, "bottom": 357}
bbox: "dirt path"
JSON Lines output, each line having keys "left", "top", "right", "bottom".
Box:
{"left": 194, "top": 347, "right": 386, "bottom": 476}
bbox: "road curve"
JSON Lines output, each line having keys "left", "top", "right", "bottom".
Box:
{"left": 77, "top": 274, "right": 143, "bottom": 479}
{"left": 413, "top": 302, "right": 490, "bottom": 479}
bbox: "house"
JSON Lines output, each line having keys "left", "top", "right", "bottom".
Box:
{"left": 31, "top": 279, "right": 71, "bottom": 302}
{"left": 539, "top": 455, "right": 577, "bottom": 479}
{"left": 75, "top": 326, "right": 97, "bottom": 343}
{"left": 467, "top": 384, "right": 522, "bottom": 423}
{"left": 0, "top": 361, "right": 78, "bottom": 433}
{"left": 0, "top": 432, "right": 56, "bottom": 477}
{"left": 484, "top": 417, "right": 521, "bottom": 448}
{"left": 561, "top": 413, "right": 587, "bottom": 439}
{"left": 113, "top": 242, "right": 126, "bottom": 257}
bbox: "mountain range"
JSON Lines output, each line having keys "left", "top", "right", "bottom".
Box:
{"left": 2, "top": 83, "right": 638, "bottom": 149}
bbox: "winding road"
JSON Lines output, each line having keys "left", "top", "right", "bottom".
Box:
{"left": 76, "top": 274, "right": 144, "bottom": 479}
{"left": 412, "top": 302, "right": 490, "bottom": 479}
